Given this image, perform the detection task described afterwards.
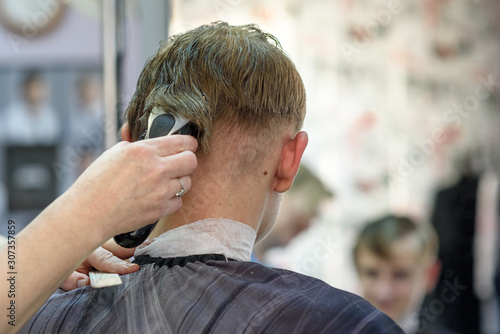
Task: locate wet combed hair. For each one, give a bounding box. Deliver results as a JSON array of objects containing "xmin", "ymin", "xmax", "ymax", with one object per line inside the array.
[
  {"xmin": 126, "ymin": 21, "xmax": 306, "ymax": 153},
  {"xmin": 353, "ymin": 215, "xmax": 439, "ymax": 267}
]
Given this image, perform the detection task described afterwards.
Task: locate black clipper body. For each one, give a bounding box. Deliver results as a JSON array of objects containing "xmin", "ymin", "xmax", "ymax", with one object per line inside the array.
[{"xmin": 114, "ymin": 109, "xmax": 196, "ymax": 248}]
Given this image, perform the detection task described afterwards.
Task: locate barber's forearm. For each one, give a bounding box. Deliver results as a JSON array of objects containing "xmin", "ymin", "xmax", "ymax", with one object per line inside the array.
[
  {"xmin": 0, "ymin": 136, "xmax": 198, "ymax": 332},
  {"xmin": 1, "ymin": 190, "xmax": 109, "ymax": 332}
]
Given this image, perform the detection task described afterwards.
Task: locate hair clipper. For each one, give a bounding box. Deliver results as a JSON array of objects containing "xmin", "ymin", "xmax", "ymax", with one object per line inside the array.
[{"xmin": 114, "ymin": 108, "xmax": 197, "ymax": 248}]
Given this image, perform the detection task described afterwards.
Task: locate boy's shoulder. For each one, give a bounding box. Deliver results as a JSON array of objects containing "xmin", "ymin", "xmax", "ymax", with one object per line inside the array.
[
  {"xmin": 21, "ymin": 259, "xmax": 404, "ymax": 334},
  {"xmin": 212, "ymin": 260, "xmax": 405, "ymax": 333}
]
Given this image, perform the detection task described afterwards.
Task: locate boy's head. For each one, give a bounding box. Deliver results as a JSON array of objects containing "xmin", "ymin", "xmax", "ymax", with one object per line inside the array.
[
  {"xmin": 123, "ymin": 22, "xmax": 308, "ymax": 239},
  {"xmin": 353, "ymin": 215, "xmax": 440, "ymax": 325},
  {"xmin": 125, "ymin": 21, "xmax": 305, "ymax": 154}
]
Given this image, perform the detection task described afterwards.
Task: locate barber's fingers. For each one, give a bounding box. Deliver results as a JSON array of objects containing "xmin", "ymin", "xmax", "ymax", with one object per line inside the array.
[
  {"xmin": 102, "ymin": 238, "xmax": 153, "ymax": 259},
  {"xmin": 61, "ymin": 272, "xmax": 89, "ymax": 291},
  {"xmin": 160, "ymin": 150, "xmax": 197, "ymax": 179},
  {"xmin": 168, "ymin": 175, "xmax": 191, "ymax": 197},
  {"xmin": 86, "ymin": 247, "xmax": 139, "ymax": 276},
  {"xmin": 64, "ymin": 136, "xmax": 198, "ymax": 240},
  {"xmin": 102, "ymin": 238, "xmax": 137, "ymax": 259},
  {"xmin": 61, "ymin": 247, "xmax": 139, "ymax": 292},
  {"xmin": 153, "ymin": 175, "xmax": 192, "ymax": 202},
  {"xmin": 147, "ymin": 135, "xmax": 198, "ymax": 157},
  {"xmin": 144, "ymin": 175, "xmax": 192, "ymax": 220}
]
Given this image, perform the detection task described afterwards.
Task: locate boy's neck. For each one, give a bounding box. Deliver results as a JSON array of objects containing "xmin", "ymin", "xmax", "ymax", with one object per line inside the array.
[{"xmin": 148, "ymin": 184, "xmax": 266, "ymax": 239}]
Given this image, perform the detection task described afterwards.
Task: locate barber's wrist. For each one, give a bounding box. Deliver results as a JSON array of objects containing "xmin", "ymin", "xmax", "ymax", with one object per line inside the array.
[{"xmin": 57, "ymin": 188, "xmax": 111, "ymax": 249}]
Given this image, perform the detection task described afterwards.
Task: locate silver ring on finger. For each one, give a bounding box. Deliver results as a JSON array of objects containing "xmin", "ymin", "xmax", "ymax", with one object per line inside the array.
[{"xmin": 175, "ymin": 177, "xmax": 186, "ymax": 197}]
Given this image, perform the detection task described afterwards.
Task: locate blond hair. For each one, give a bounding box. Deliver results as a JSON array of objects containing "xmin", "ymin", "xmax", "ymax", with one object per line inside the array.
[{"xmin": 126, "ymin": 22, "xmax": 306, "ymax": 153}]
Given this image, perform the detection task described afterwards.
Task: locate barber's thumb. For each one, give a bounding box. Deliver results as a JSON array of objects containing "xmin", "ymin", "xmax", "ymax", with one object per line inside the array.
[{"xmin": 61, "ymin": 272, "xmax": 90, "ymax": 291}]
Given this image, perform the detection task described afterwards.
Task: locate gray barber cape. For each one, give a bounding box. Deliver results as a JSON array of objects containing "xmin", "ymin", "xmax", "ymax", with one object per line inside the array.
[{"xmin": 21, "ymin": 254, "xmax": 403, "ymax": 334}]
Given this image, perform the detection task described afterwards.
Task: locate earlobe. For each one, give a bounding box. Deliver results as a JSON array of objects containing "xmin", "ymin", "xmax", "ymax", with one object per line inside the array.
[
  {"xmin": 121, "ymin": 123, "xmax": 132, "ymax": 142},
  {"xmin": 274, "ymin": 131, "xmax": 308, "ymax": 193}
]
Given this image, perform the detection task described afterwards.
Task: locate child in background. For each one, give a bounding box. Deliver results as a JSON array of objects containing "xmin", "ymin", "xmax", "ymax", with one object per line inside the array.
[{"xmin": 353, "ymin": 215, "xmax": 456, "ymax": 334}]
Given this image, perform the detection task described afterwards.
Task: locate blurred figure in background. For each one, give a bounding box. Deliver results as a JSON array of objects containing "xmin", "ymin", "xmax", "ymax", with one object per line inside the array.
[
  {"xmin": 353, "ymin": 215, "xmax": 456, "ymax": 334},
  {"xmin": 254, "ymin": 164, "xmax": 333, "ymax": 262},
  {"xmin": 2, "ymin": 70, "xmax": 62, "ymax": 230},
  {"xmin": 4, "ymin": 70, "xmax": 61, "ymax": 145},
  {"xmin": 65, "ymin": 73, "xmax": 104, "ymax": 176},
  {"xmin": 428, "ymin": 160, "xmax": 481, "ymax": 334}
]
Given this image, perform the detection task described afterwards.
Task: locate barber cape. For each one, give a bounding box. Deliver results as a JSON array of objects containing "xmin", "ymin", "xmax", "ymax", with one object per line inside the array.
[{"xmin": 21, "ymin": 219, "xmax": 403, "ymax": 334}]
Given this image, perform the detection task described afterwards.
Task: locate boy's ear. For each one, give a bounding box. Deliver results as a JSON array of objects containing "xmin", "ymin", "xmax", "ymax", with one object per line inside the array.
[
  {"xmin": 274, "ymin": 131, "xmax": 308, "ymax": 193},
  {"xmin": 121, "ymin": 123, "xmax": 132, "ymax": 142}
]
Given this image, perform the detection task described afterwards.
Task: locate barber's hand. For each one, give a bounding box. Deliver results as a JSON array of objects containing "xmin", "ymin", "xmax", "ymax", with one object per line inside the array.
[
  {"xmin": 67, "ymin": 135, "xmax": 198, "ymax": 241},
  {"xmin": 60, "ymin": 239, "xmax": 150, "ymax": 291}
]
